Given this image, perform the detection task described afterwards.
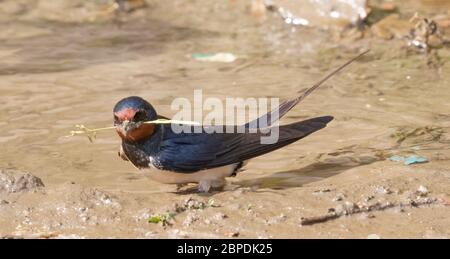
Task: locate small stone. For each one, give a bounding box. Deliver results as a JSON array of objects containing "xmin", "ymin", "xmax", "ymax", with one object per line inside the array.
[
  {"xmin": 135, "ymin": 209, "xmax": 153, "ymax": 221},
  {"xmin": 183, "ymin": 197, "xmax": 207, "ymax": 210},
  {"xmin": 212, "ymin": 213, "xmax": 227, "ymax": 221},
  {"xmin": 332, "ymin": 193, "xmax": 345, "ymax": 202},
  {"xmin": 266, "ymin": 214, "xmax": 287, "ymax": 225},
  {"xmin": 168, "ymin": 229, "xmax": 188, "ymax": 238},
  {"xmin": 207, "ymin": 199, "xmax": 219, "ymax": 208},
  {"xmin": 335, "ymin": 202, "xmax": 358, "ymax": 215},
  {"xmin": 226, "ymin": 231, "xmax": 239, "ymax": 238},
  {"xmin": 344, "ymin": 201, "xmax": 358, "ymax": 212},
  {"xmin": 334, "ymin": 204, "xmax": 345, "ymax": 214},
  {"xmin": 0, "ymin": 169, "xmax": 44, "ymax": 193},
  {"xmin": 416, "ymin": 185, "xmax": 429, "ymax": 196},
  {"xmin": 375, "ymin": 186, "xmax": 392, "ymax": 195},
  {"xmin": 183, "ymin": 212, "xmax": 199, "ymax": 226},
  {"xmin": 364, "ymin": 195, "xmax": 375, "ymax": 202}
]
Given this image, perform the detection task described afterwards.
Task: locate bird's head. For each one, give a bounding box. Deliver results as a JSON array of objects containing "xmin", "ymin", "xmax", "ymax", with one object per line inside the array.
[{"xmin": 113, "ymin": 96, "xmax": 158, "ymax": 142}]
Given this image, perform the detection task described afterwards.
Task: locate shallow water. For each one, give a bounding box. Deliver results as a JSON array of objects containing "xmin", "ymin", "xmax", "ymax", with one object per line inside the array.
[{"xmin": 0, "ymin": 0, "xmax": 449, "ymax": 238}]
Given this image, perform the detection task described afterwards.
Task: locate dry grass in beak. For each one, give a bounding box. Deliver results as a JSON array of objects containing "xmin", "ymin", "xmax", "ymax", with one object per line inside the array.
[{"xmin": 67, "ymin": 119, "xmax": 200, "ymax": 142}]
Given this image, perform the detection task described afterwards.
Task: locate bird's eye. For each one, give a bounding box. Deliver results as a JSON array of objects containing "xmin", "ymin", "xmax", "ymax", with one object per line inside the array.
[
  {"xmin": 133, "ymin": 111, "xmax": 146, "ymax": 122},
  {"xmin": 113, "ymin": 115, "xmax": 119, "ymax": 124}
]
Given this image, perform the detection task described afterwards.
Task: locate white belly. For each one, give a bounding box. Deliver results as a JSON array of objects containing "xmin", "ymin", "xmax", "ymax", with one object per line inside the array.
[{"xmin": 141, "ymin": 164, "xmax": 237, "ymax": 184}]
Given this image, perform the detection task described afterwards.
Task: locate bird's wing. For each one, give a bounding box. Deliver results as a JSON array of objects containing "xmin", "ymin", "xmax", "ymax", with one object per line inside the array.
[{"xmin": 154, "ymin": 116, "xmax": 332, "ymax": 172}]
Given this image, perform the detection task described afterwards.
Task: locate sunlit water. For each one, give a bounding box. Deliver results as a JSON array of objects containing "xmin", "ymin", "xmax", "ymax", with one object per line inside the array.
[{"xmin": 1, "ymin": 0, "xmax": 449, "ymax": 193}]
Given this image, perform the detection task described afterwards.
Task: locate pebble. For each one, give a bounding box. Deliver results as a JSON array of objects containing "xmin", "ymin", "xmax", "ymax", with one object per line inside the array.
[
  {"xmin": 212, "ymin": 212, "xmax": 227, "ymax": 221},
  {"xmin": 135, "ymin": 209, "xmax": 153, "ymax": 221},
  {"xmin": 183, "ymin": 212, "xmax": 199, "ymax": 227},
  {"xmin": 266, "ymin": 214, "xmax": 287, "ymax": 225},
  {"xmin": 375, "ymin": 186, "xmax": 392, "ymax": 195},
  {"xmin": 363, "ymin": 195, "xmax": 375, "ymax": 202},
  {"xmin": 416, "ymin": 185, "xmax": 429, "ymax": 196},
  {"xmin": 183, "ymin": 197, "xmax": 207, "ymax": 210},
  {"xmin": 0, "ymin": 169, "xmax": 44, "ymax": 193},
  {"xmin": 335, "ymin": 201, "xmax": 358, "ymax": 215},
  {"xmin": 332, "ymin": 193, "xmax": 345, "ymax": 202},
  {"xmin": 168, "ymin": 229, "xmax": 188, "ymax": 238}
]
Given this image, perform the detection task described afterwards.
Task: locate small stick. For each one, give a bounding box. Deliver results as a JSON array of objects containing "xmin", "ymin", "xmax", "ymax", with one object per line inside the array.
[
  {"xmin": 299, "ymin": 212, "xmax": 340, "ymax": 226},
  {"xmin": 300, "ymin": 198, "xmax": 437, "ymax": 226}
]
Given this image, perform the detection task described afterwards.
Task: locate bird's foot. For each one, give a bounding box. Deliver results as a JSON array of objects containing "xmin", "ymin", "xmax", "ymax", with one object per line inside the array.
[
  {"xmin": 198, "ymin": 179, "xmax": 226, "ymax": 193},
  {"xmin": 198, "ymin": 181, "xmax": 211, "ymax": 193}
]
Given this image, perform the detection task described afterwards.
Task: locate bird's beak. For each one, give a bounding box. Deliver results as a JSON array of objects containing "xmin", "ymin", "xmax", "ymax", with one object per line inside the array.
[{"xmin": 116, "ymin": 119, "xmax": 141, "ymax": 136}]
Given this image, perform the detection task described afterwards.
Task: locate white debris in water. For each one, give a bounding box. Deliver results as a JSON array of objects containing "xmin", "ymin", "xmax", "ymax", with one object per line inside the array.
[
  {"xmin": 192, "ymin": 53, "xmax": 237, "ymax": 63},
  {"xmin": 269, "ymin": 0, "xmax": 368, "ymax": 27}
]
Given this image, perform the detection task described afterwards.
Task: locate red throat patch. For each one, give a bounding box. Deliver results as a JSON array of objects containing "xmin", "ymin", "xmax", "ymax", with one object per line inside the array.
[{"xmin": 116, "ymin": 123, "xmax": 155, "ymax": 142}]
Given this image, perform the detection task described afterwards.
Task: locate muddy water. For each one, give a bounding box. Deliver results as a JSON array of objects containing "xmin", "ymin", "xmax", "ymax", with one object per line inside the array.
[{"xmin": 0, "ymin": 0, "xmax": 449, "ymax": 238}]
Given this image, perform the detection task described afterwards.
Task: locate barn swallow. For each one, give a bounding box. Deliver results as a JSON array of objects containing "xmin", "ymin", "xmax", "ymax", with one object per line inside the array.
[{"xmin": 113, "ymin": 51, "xmax": 368, "ymax": 192}]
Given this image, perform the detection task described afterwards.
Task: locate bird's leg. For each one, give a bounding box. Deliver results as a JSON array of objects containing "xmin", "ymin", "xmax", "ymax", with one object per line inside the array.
[{"xmin": 198, "ymin": 179, "xmax": 226, "ymax": 193}]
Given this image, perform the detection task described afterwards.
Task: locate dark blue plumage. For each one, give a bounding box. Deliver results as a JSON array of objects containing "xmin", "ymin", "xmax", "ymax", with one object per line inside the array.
[
  {"xmin": 119, "ymin": 108, "xmax": 332, "ymax": 172},
  {"xmin": 155, "ymin": 118, "xmax": 332, "ymax": 172}
]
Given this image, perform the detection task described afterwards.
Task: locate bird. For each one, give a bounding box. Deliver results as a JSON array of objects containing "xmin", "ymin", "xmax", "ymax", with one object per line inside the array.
[{"xmin": 113, "ymin": 51, "xmax": 368, "ymax": 192}]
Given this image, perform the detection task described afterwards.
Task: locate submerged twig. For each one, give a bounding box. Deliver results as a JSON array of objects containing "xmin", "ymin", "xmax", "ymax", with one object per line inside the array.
[{"xmin": 300, "ymin": 198, "xmax": 437, "ymax": 226}]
